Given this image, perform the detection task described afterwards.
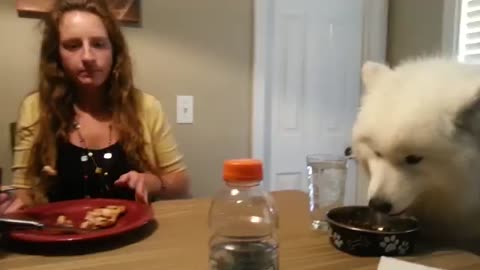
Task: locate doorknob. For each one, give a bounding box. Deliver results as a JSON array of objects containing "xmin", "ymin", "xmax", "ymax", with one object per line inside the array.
[
  {"xmin": 344, "ymin": 146, "xmax": 356, "ymax": 160},
  {"xmin": 344, "ymin": 146, "xmax": 352, "ymax": 157}
]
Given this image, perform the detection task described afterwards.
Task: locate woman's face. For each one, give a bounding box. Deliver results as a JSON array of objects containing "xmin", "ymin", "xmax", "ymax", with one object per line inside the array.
[{"xmin": 58, "ymin": 11, "xmax": 113, "ymax": 92}]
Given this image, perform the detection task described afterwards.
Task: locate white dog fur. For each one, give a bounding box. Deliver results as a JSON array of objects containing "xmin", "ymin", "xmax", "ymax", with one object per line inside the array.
[{"xmin": 352, "ymin": 58, "xmax": 480, "ymax": 241}]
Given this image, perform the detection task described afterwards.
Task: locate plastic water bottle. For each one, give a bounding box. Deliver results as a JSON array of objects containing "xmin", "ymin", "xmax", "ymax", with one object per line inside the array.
[{"xmin": 208, "ymin": 159, "xmax": 279, "ymax": 270}]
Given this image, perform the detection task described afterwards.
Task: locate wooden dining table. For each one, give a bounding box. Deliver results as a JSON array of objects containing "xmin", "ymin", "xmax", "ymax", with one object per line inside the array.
[{"xmin": 0, "ymin": 190, "xmax": 479, "ymax": 270}]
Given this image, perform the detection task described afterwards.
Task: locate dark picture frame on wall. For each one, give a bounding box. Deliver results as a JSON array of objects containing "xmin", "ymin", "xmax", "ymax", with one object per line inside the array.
[{"xmin": 16, "ymin": 0, "xmax": 141, "ymax": 24}]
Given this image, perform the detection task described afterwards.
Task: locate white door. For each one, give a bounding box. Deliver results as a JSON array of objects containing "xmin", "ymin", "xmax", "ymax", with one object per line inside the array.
[{"xmin": 252, "ymin": 0, "xmax": 387, "ymax": 204}]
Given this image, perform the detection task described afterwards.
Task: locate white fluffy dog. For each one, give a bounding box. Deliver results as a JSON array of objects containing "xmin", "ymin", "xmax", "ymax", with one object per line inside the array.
[{"xmin": 352, "ymin": 58, "xmax": 480, "ymax": 241}]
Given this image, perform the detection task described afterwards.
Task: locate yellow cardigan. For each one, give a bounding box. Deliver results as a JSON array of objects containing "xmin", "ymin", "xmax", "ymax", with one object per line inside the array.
[{"xmin": 11, "ymin": 91, "xmax": 186, "ymax": 191}]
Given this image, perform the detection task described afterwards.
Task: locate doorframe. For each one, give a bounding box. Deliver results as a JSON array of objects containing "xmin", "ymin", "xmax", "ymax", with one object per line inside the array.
[
  {"xmin": 251, "ymin": 0, "xmax": 274, "ymax": 163},
  {"xmin": 441, "ymin": 0, "xmax": 461, "ymax": 57},
  {"xmin": 251, "ymin": 0, "xmax": 389, "ymax": 199}
]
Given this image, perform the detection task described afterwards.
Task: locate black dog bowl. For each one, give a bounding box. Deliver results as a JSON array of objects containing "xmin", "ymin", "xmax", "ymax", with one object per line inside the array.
[{"xmin": 325, "ymin": 206, "xmax": 419, "ymax": 256}]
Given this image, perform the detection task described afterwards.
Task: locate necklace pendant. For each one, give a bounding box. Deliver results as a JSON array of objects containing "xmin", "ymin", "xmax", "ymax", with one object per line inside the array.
[
  {"xmin": 104, "ymin": 152, "xmax": 112, "ymax": 159},
  {"xmin": 80, "ymin": 155, "xmax": 88, "ymax": 162},
  {"xmin": 95, "ymin": 167, "xmax": 103, "ymax": 174}
]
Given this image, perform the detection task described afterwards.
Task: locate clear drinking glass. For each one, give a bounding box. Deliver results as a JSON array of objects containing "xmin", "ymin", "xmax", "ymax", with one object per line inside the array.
[{"xmin": 307, "ymin": 154, "xmax": 346, "ymax": 230}]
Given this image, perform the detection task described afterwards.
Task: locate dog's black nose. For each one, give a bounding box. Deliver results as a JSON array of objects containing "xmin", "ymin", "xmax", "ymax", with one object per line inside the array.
[{"xmin": 368, "ymin": 198, "xmax": 392, "ymax": 214}]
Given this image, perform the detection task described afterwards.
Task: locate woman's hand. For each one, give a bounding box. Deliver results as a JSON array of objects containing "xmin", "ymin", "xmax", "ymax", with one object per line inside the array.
[
  {"xmin": 114, "ymin": 171, "xmax": 159, "ymax": 204},
  {"xmin": 114, "ymin": 170, "xmax": 190, "ymax": 202},
  {"xmin": 0, "ymin": 192, "xmax": 27, "ymax": 214},
  {"xmin": 0, "ymin": 193, "xmax": 10, "ymax": 214}
]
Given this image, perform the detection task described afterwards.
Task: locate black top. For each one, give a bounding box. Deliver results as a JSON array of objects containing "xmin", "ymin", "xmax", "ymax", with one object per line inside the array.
[{"xmin": 47, "ymin": 141, "xmax": 136, "ymax": 202}]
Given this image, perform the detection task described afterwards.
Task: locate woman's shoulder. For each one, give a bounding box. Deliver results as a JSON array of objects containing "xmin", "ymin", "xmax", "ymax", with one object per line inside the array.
[
  {"xmin": 21, "ymin": 92, "xmax": 40, "ymax": 107},
  {"xmin": 136, "ymin": 90, "xmax": 165, "ymax": 114},
  {"xmin": 18, "ymin": 92, "xmax": 40, "ymax": 115},
  {"xmin": 17, "ymin": 91, "xmax": 40, "ymax": 126}
]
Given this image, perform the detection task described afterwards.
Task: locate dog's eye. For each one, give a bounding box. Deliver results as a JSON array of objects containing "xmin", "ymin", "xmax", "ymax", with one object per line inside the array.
[{"xmin": 405, "ymin": 155, "xmax": 423, "ymax": 165}]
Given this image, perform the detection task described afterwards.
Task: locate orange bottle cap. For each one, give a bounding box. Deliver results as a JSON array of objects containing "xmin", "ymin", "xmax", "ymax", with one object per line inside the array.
[{"xmin": 223, "ymin": 159, "xmax": 263, "ymax": 182}]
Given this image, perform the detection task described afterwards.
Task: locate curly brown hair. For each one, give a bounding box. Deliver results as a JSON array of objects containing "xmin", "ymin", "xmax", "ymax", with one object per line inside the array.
[{"xmin": 26, "ymin": 0, "xmax": 152, "ymax": 197}]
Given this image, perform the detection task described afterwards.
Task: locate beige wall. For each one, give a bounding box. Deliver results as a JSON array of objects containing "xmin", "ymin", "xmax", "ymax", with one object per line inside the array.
[
  {"xmin": 0, "ymin": 0, "xmax": 253, "ymax": 197},
  {"xmin": 387, "ymin": 0, "xmax": 444, "ymax": 66},
  {"xmin": 0, "ymin": 1, "xmax": 41, "ymax": 185}
]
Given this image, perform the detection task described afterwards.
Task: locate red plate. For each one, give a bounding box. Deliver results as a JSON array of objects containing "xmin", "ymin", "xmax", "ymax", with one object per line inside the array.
[{"xmin": 7, "ymin": 198, "xmax": 154, "ymax": 243}]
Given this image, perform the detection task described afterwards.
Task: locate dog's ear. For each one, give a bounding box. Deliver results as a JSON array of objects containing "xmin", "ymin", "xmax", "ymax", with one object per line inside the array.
[
  {"xmin": 455, "ymin": 93, "xmax": 480, "ymax": 135},
  {"xmin": 362, "ymin": 61, "xmax": 391, "ymax": 91}
]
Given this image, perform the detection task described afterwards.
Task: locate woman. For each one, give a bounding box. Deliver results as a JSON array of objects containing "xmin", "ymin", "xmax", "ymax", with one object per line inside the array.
[
  {"xmin": 3, "ymin": 0, "xmax": 189, "ymax": 213},
  {"xmin": 0, "ymin": 193, "xmax": 11, "ymax": 214}
]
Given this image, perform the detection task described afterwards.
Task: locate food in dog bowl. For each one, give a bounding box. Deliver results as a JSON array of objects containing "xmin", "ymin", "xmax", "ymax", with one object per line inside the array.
[{"xmin": 344, "ymin": 219, "xmax": 392, "ymax": 232}]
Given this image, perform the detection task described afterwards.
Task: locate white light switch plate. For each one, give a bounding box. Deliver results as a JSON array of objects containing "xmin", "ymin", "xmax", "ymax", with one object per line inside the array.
[{"xmin": 176, "ymin": 95, "xmax": 194, "ymax": 124}]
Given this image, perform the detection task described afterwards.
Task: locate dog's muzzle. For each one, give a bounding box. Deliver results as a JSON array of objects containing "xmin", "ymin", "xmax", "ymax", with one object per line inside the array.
[{"xmin": 368, "ymin": 197, "xmax": 392, "ymax": 214}]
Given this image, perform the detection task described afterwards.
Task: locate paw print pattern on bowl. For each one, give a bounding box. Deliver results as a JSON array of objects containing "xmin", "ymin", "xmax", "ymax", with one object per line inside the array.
[
  {"xmin": 398, "ymin": 241, "xmax": 410, "ymax": 255},
  {"xmin": 332, "ymin": 232, "xmax": 344, "ymax": 248},
  {"xmin": 325, "ymin": 206, "xmax": 419, "ymax": 256},
  {"xmin": 380, "ymin": 235, "xmax": 400, "ymax": 253}
]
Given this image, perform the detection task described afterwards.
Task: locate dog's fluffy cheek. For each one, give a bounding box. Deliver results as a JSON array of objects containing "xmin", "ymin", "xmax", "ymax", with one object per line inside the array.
[
  {"xmin": 367, "ymin": 160, "xmax": 423, "ymax": 213},
  {"xmin": 366, "ymin": 159, "xmax": 388, "ymax": 200},
  {"xmin": 387, "ymin": 181, "xmax": 423, "ymax": 214}
]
